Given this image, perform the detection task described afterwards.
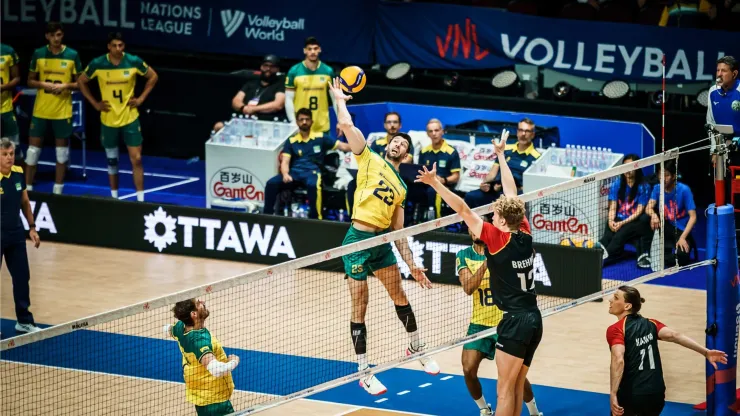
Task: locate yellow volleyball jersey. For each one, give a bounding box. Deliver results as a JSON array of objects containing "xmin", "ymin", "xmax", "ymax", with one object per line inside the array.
[
  {"xmin": 285, "ymin": 61, "xmax": 335, "ymax": 133},
  {"xmin": 83, "ymin": 53, "xmax": 149, "ymax": 127},
  {"xmin": 352, "ymin": 146, "xmax": 407, "ymax": 230},
  {"xmin": 29, "ymin": 45, "xmax": 82, "ymax": 119},
  {"xmin": 455, "ymin": 246, "xmax": 503, "ymax": 327},
  {"xmin": 170, "ymin": 321, "xmax": 234, "ymax": 406},
  {"xmin": 1, "ymin": 44, "xmax": 19, "ymax": 114}
]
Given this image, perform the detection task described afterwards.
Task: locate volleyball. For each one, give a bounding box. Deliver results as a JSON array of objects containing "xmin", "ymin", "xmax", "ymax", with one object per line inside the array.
[
  {"xmin": 339, "ymin": 66, "xmax": 366, "ymax": 93},
  {"xmin": 560, "ymin": 237, "xmax": 596, "ymax": 249}
]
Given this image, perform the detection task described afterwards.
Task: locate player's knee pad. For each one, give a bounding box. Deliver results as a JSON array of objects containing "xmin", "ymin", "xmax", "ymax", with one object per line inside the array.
[
  {"xmin": 105, "ymin": 147, "xmax": 119, "ymax": 175},
  {"xmin": 25, "ymin": 146, "xmax": 41, "ymax": 166},
  {"xmin": 55, "ymin": 146, "xmax": 70, "ymax": 165}
]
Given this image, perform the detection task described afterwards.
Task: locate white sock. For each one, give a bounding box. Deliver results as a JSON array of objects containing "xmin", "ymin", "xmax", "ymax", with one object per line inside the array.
[
  {"xmin": 474, "ymin": 396, "xmax": 488, "ymax": 410},
  {"xmin": 26, "ymin": 184, "xmax": 33, "ymax": 191},
  {"xmin": 408, "ymin": 330, "xmax": 421, "ymax": 351},
  {"xmin": 136, "ymin": 191, "xmax": 145, "ymax": 202},
  {"xmin": 111, "ymin": 190, "xmax": 119, "ymax": 198},
  {"xmin": 357, "ymin": 354, "xmax": 368, "ymax": 371},
  {"xmin": 53, "ymin": 183, "xmax": 64, "ymax": 194},
  {"xmin": 526, "ymin": 398, "xmax": 540, "ymax": 415}
]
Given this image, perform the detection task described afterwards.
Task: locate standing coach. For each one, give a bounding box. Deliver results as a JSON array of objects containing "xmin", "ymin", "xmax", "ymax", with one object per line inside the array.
[{"xmin": 0, "ymin": 138, "xmax": 41, "ymax": 334}]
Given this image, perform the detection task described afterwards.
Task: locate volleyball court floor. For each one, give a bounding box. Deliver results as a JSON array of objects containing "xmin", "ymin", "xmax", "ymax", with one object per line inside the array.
[{"xmin": 1, "ymin": 239, "xmax": 711, "ymax": 416}]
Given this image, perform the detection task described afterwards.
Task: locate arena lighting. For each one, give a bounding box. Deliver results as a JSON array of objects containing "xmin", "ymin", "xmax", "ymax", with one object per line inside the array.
[
  {"xmin": 601, "ymin": 79, "xmax": 631, "ymax": 99},
  {"xmin": 649, "ymin": 90, "xmax": 664, "ymax": 107},
  {"xmin": 696, "ymin": 88, "xmax": 709, "ymax": 108},
  {"xmin": 385, "ymin": 62, "xmax": 411, "ymax": 80},
  {"xmin": 443, "ymin": 72, "xmax": 460, "ymax": 89},
  {"xmin": 491, "ymin": 70, "xmax": 518, "ymax": 89},
  {"xmin": 552, "ymin": 81, "xmax": 572, "ymax": 99}
]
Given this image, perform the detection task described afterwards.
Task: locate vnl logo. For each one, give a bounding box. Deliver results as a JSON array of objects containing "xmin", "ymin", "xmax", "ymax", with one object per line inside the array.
[{"xmin": 221, "ymin": 10, "xmax": 246, "ymax": 38}]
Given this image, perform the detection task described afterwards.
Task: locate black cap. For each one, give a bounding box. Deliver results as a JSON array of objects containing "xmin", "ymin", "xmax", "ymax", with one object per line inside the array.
[{"xmin": 263, "ymin": 55, "xmax": 280, "ymax": 66}]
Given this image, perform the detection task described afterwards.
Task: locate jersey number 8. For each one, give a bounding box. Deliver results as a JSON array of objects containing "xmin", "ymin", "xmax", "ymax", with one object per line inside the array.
[
  {"xmin": 309, "ymin": 96, "xmax": 318, "ymax": 110},
  {"xmin": 517, "ymin": 269, "xmax": 535, "ymax": 292},
  {"xmin": 372, "ymin": 180, "xmax": 395, "ymax": 206}
]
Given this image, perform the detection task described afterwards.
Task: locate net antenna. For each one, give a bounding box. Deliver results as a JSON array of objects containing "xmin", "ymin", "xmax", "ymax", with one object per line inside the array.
[{"xmin": 2, "ymin": 150, "xmax": 688, "ymax": 416}]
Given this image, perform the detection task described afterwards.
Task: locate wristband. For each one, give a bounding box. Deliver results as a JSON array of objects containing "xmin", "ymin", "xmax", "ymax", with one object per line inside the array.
[{"xmin": 28, "ymin": 224, "xmax": 36, "ymax": 230}]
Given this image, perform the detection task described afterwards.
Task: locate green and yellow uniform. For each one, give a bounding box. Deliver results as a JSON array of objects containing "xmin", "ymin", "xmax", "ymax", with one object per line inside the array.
[
  {"xmin": 285, "ymin": 62, "xmax": 335, "ymax": 133},
  {"xmin": 28, "ymin": 45, "xmax": 81, "ymax": 139},
  {"xmin": 342, "ymin": 146, "xmax": 407, "ymax": 280},
  {"xmin": 0, "ymin": 44, "xmax": 20, "ymax": 137},
  {"xmin": 456, "ymin": 246, "xmax": 503, "ymax": 360},
  {"xmin": 83, "ymin": 53, "xmax": 149, "ymax": 148},
  {"xmin": 169, "ymin": 321, "xmax": 235, "ymax": 416}
]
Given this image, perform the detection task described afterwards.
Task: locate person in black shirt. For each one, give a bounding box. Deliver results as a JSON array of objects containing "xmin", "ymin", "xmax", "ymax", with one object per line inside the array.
[
  {"xmin": 417, "ymin": 129, "xmax": 542, "ymax": 416},
  {"xmin": 0, "ymin": 138, "xmax": 41, "ymax": 334},
  {"xmin": 213, "ymin": 55, "xmax": 286, "ymax": 131},
  {"xmin": 606, "ymin": 285, "xmax": 726, "ymax": 416}
]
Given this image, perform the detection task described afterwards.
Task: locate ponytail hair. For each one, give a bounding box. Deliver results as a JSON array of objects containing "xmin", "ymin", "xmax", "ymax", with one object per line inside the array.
[{"xmin": 618, "ymin": 285, "xmax": 645, "ymax": 314}]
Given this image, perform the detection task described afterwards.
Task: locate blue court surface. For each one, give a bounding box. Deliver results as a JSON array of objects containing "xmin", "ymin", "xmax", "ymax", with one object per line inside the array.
[
  {"xmin": 10, "ymin": 147, "xmax": 712, "ymax": 415},
  {"xmin": 0, "ymin": 318, "xmax": 699, "ymax": 416}
]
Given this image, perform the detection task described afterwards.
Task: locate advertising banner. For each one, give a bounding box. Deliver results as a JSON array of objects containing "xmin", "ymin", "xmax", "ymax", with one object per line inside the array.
[
  {"xmin": 2, "ymin": 0, "xmax": 375, "ymax": 64},
  {"xmin": 23, "ymin": 193, "xmax": 602, "ymax": 298},
  {"xmin": 375, "ymin": 2, "xmax": 736, "ymax": 83}
]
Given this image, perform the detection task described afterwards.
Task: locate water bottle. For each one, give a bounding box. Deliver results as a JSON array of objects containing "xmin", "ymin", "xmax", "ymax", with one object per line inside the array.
[
  {"xmin": 427, "ymin": 207, "xmax": 436, "ymax": 221},
  {"xmin": 283, "ymin": 207, "xmax": 289, "ymax": 217},
  {"xmin": 291, "ymin": 202, "xmax": 300, "ymax": 217},
  {"xmin": 245, "ymin": 115, "xmax": 254, "ymax": 138},
  {"xmin": 273, "ymin": 117, "xmax": 281, "ymax": 140},
  {"xmin": 260, "ymin": 118, "xmax": 270, "ymax": 139},
  {"xmin": 549, "ymin": 144, "xmax": 558, "ymax": 166},
  {"xmin": 338, "ymin": 209, "xmax": 346, "ymax": 222}
]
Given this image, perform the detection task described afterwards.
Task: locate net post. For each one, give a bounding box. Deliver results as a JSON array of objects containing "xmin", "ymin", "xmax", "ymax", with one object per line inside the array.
[
  {"xmin": 704, "ymin": 204, "xmax": 739, "ymax": 415},
  {"xmin": 714, "ymin": 131, "xmax": 727, "ymax": 206}
]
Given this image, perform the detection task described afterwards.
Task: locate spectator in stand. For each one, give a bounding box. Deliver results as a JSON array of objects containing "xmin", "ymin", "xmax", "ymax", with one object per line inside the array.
[
  {"xmin": 347, "ymin": 111, "xmax": 411, "ymax": 216},
  {"xmin": 659, "ymin": 0, "xmax": 714, "ymax": 27},
  {"xmin": 213, "ymin": 55, "xmax": 285, "ymax": 132},
  {"xmin": 263, "ymin": 108, "xmax": 350, "ymax": 219},
  {"xmin": 599, "ymin": 154, "xmax": 653, "ymax": 267},
  {"xmin": 414, "ymin": 119, "xmax": 461, "ymax": 219},
  {"xmin": 644, "ymin": 160, "xmax": 697, "ymax": 267},
  {"xmin": 464, "ymin": 118, "xmax": 540, "ymax": 208}
]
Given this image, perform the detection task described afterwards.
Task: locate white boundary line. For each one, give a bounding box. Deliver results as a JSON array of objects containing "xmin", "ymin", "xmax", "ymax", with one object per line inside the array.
[
  {"xmin": 118, "ymin": 177, "xmax": 200, "ymax": 200},
  {"xmin": 37, "ymin": 160, "xmax": 198, "ymax": 180},
  {"xmin": 0, "ymin": 361, "xmax": 432, "ymax": 416},
  {"xmin": 234, "ymin": 259, "xmax": 713, "ymax": 415},
  {"xmin": 0, "ymin": 149, "xmax": 678, "ymax": 352}
]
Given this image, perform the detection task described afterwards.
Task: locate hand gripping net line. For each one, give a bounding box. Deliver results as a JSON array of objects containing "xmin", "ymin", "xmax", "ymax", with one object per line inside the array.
[{"xmin": 0, "ymin": 149, "xmax": 697, "ymax": 416}]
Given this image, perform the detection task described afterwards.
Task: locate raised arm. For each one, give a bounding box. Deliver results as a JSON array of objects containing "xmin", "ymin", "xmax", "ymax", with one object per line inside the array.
[
  {"xmin": 416, "ymin": 164, "xmax": 484, "ymax": 237},
  {"xmin": 458, "ymin": 260, "xmax": 487, "ymax": 296},
  {"xmin": 658, "ymin": 326, "xmax": 727, "ymax": 369},
  {"xmin": 492, "ymin": 131, "xmax": 517, "ymax": 197},
  {"xmin": 328, "ymin": 78, "xmax": 366, "ymax": 155}
]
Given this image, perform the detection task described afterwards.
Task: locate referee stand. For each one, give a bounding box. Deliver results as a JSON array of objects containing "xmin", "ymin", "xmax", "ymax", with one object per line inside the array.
[{"xmin": 701, "ymin": 127, "xmax": 740, "ymax": 415}]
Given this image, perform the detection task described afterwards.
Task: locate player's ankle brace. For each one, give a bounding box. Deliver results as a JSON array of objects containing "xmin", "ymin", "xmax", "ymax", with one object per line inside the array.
[
  {"xmin": 395, "ymin": 304, "xmax": 418, "ymax": 333},
  {"xmin": 350, "ymin": 322, "xmax": 367, "ymax": 355}
]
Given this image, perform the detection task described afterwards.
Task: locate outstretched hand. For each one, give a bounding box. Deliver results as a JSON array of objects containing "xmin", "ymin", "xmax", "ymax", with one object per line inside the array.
[
  {"xmin": 328, "ymin": 77, "xmax": 352, "ymax": 102},
  {"xmin": 410, "ymin": 266, "xmax": 432, "ymax": 289},
  {"xmin": 492, "ymin": 129, "xmax": 509, "ymax": 154},
  {"xmin": 706, "ymin": 349, "xmax": 728, "ymax": 369},
  {"xmin": 415, "ymin": 163, "xmax": 439, "ymax": 185}
]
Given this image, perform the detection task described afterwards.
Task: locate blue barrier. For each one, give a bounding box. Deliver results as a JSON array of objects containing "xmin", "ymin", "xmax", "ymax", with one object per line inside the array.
[
  {"xmin": 347, "ymin": 102, "xmax": 654, "ymax": 160},
  {"xmin": 705, "ymin": 204, "xmax": 740, "ymax": 416}
]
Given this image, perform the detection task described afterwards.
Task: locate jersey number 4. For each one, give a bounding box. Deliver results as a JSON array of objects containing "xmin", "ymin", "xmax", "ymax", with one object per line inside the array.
[
  {"xmin": 517, "ymin": 269, "xmax": 535, "ymax": 291},
  {"xmin": 372, "ymin": 180, "xmax": 395, "ymax": 206},
  {"xmin": 112, "ymin": 89, "xmax": 124, "ymax": 103}
]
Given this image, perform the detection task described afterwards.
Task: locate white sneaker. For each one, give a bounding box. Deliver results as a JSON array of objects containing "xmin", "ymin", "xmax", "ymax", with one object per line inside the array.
[
  {"xmin": 359, "ymin": 374, "xmax": 387, "ymax": 396},
  {"xmin": 15, "ymin": 323, "xmax": 41, "ymax": 333},
  {"xmin": 406, "ymin": 344, "xmax": 440, "ymax": 375},
  {"xmin": 480, "ymin": 405, "xmax": 493, "ymax": 415}
]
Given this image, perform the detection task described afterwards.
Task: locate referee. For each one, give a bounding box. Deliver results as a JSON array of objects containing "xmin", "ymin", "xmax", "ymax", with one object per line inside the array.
[
  {"xmin": 0, "ymin": 138, "xmax": 41, "ymax": 334},
  {"xmin": 707, "ymin": 56, "xmax": 740, "ymax": 208},
  {"xmin": 606, "ymin": 286, "xmax": 726, "ymax": 416}
]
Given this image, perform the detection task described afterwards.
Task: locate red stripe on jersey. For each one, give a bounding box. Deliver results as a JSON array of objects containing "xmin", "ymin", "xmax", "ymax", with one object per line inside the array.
[
  {"xmin": 606, "ymin": 316, "xmax": 627, "ymax": 347},
  {"xmin": 649, "ymin": 319, "xmax": 666, "ymax": 333},
  {"xmin": 480, "ymin": 218, "xmax": 531, "ymax": 255}
]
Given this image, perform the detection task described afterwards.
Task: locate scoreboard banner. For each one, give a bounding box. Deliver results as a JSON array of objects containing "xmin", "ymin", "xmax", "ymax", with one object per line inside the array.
[{"xmin": 2, "ymin": 0, "xmax": 375, "ymax": 64}]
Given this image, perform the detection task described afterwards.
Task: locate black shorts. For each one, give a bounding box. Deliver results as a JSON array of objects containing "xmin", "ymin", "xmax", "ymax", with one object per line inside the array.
[
  {"xmin": 495, "ymin": 310, "xmax": 543, "ymax": 367},
  {"xmin": 617, "ymin": 392, "xmax": 665, "ymax": 416}
]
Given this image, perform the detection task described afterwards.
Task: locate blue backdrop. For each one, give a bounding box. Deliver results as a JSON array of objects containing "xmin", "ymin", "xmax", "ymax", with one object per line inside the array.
[
  {"xmin": 347, "ymin": 102, "xmax": 654, "ymax": 160},
  {"xmin": 1, "ymin": 0, "xmax": 376, "ymax": 64},
  {"xmin": 374, "ymin": 2, "xmax": 735, "ymax": 84}
]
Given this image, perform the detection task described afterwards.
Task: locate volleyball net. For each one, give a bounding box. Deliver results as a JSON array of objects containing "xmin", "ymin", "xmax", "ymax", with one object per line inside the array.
[{"xmin": 1, "ymin": 149, "xmax": 700, "ymax": 416}]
